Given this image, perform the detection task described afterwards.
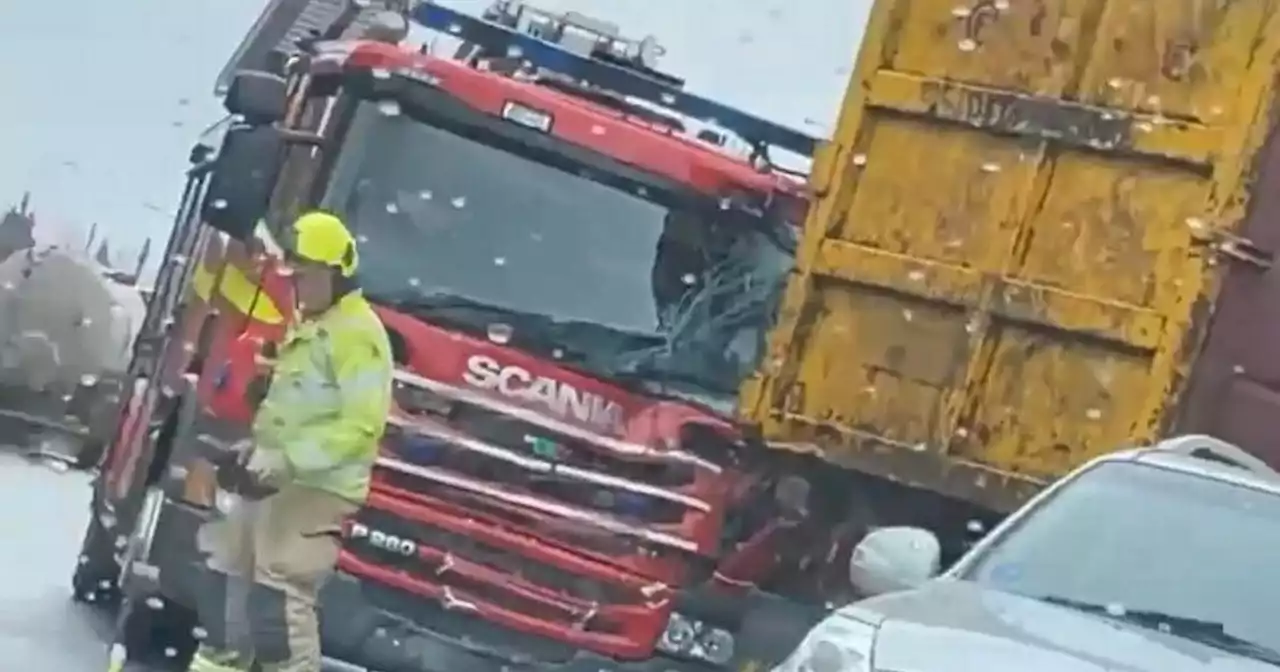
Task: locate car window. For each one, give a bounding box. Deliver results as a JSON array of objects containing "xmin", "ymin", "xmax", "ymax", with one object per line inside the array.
[{"xmin": 959, "ymin": 461, "xmax": 1280, "ymax": 652}]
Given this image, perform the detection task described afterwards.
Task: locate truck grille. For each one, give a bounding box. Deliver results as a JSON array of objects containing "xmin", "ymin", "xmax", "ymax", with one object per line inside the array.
[
  {"xmin": 391, "ymin": 421, "xmax": 692, "ymax": 521},
  {"xmin": 384, "ymin": 400, "xmax": 723, "ymax": 558},
  {"xmin": 367, "ymin": 377, "xmax": 726, "ymax": 657},
  {"xmin": 373, "ymin": 463, "xmax": 692, "ymax": 585},
  {"xmin": 343, "ymin": 493, "xmax": 671, "ymax": 659},
  {"xmin": 449, "ymin": 403, "xmax": 707, "ymax": 488}
]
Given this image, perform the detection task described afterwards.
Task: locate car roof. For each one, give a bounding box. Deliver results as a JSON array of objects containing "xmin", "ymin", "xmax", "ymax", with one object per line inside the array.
[{"xmin": 1089, "ymin": 434, "xmax": 1280, "ymax": 496}]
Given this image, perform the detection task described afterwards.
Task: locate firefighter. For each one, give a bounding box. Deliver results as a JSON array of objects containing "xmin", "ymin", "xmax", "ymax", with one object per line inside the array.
[{"xmin": 188, "ymin": 211, "xmax": 394, "ymax": 672}]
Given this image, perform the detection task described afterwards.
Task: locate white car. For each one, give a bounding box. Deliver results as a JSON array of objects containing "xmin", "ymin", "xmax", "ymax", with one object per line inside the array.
[{"xmin": 776, "ymin": 435, "xmax": 1280, "ymax": 671}]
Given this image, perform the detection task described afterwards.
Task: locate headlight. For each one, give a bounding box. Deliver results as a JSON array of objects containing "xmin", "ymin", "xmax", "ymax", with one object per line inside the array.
[
  {"xmin": 657, "ymin": 612, "xmax": 735, "ymax": 666},
  {"xmin": 772, "ymin": 613, "xmax": 877, "ymax": 672}
]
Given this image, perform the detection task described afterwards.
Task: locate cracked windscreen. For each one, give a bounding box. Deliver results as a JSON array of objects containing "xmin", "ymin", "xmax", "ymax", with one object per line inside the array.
[
  {"xmin": 320, "ymin": 100, "xmax": 794, "ymax": 410},
  {"xmin": 958, "ymin": 461, "xmax": 1280, "ymax": 661}
]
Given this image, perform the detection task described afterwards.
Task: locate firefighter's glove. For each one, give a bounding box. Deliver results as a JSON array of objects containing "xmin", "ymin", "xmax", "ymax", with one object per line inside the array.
[{"xmin": 244, "ymin": 447, "xmax": 290, "ymax": 488}]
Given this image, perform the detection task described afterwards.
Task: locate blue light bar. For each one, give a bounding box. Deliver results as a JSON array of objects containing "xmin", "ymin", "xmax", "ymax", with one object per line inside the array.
[{"xmin": 410, "ymin": 3, "xmax": 819, "ymax": 158}]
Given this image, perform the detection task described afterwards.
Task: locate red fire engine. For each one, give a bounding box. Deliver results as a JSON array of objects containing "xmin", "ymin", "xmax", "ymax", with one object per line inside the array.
[{"xmin": 73, "ymin": 2, "xmax": 840, "ymax": 670}]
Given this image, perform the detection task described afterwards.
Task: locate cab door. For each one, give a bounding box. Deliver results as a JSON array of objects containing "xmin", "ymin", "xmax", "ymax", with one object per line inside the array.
[{"xmin": 741, "ymin": 0, "xmax": 1280, "ymax": 512}]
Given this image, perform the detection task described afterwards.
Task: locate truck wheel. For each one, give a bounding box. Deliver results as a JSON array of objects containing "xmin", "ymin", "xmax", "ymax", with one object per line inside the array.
[
  {"xmin": 115, "ymin": 487, "xmax": 199, "ymax": 669},
  {"xmin": 71, "ymin": 498, "xmax": 123, "ymax": 606},
  {"xmin": 117, "ymin": 592, "xmax": 199, "ymax": 670}
]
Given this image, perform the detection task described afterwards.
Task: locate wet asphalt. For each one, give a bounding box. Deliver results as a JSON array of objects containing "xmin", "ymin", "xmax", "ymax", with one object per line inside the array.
[
  {"xmin": 0, "ymin": 449, "xmax": 373, "ymax": 672},
  {"xmin": 0, "ymin": 450, "xmax": 119, "ymax": 670}
]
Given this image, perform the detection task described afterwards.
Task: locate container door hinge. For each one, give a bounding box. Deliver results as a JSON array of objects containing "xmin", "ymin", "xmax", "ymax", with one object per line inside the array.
[{"xmin": 1193, "ymin": 231, "xmax": 1274, "ymax": 270}]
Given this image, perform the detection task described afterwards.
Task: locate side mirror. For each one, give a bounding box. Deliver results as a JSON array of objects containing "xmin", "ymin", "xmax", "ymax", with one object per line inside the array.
[
  {"xmin": 201, "ymin": 124, "xmax": 285, "ymax": 239},
  {"xmin": 849, "ymin": 527, "xmax": 941, "ymax": 598},
  {"xmin": 224, "ymin": 71, "xmax": 288, "ymax": 124},
  {"xmin": 189, "ymin": 143, "xmax": 215, "ymax": 166}
]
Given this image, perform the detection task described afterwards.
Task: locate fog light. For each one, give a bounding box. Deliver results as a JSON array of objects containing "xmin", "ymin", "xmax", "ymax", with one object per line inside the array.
[
  {"xmin": 659, "ymin": 613, "xmax": 697, "ymax": 651},
  {"xmin": 657, "ymin": 612, "xmax": 736, "ymax": 666},
  {"xmin": 694, "ymin": 628, "xmax": 735, "ymax": 665}
]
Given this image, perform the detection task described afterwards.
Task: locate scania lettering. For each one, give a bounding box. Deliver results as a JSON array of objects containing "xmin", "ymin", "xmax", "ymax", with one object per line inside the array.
[{"xmin": 463, "ymin": 354, "xmax": 623, "ymax": 432}]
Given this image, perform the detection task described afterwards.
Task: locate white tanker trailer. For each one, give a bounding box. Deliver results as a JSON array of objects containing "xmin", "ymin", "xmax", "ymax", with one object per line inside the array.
[{"xmin": 0, "ymin": 245, "xmax": 147, "ymax": 466}]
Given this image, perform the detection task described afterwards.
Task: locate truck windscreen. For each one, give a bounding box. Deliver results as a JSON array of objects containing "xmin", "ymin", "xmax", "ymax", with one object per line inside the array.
[{"xmin": 322, "ymin": 99, "xmax": 794, "ymax": 410}]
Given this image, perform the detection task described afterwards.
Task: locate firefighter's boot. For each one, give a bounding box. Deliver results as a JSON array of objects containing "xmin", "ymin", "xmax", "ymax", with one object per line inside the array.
[
  {"xmin": 188, "ymin": 646, "xmax": 252, "ymax": 672},
  {"xmin": 189, "ymin": 499, "xmax": 259, "ymax": 671}
]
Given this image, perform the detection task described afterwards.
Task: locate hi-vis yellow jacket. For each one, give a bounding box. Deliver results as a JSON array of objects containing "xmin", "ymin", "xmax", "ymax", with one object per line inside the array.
[{"xmin": 252, "ymin": 290, "xmax": 393, "ymax": 502}]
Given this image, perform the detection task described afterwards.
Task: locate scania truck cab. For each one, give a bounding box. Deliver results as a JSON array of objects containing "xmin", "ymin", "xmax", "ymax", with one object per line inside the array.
[{"xmin": 71, "ymin": 2, "xmax": 833, "ymax": 670}]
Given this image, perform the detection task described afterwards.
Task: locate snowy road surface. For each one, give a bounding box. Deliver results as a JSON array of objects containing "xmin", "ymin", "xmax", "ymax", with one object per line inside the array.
[{"xmin": 0, "ymin": 450, "xmax": 373, "ymax": 671}]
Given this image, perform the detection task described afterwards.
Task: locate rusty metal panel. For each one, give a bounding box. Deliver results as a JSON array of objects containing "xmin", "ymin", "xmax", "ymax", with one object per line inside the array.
[{"xmin": 741, "ymin": 0, "xmax": 1280, "ymax": 512}]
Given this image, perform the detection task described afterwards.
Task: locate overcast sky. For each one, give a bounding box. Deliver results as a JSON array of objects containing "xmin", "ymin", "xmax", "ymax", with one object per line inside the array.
[{"xmin": 0, "ymin": 0, "xmax": 871, "ymax": 266}]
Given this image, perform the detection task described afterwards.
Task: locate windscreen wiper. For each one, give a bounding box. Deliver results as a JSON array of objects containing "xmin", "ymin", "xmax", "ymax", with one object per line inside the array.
[
  {"xmin": 385, "ymin": 292, "xmax": 545, "ymax": 324},
  {"xmin": 383, "ymin": 292, "xmax": 594, "ymax": 362},
  {"xmin": 599, "ymin": 363, "xmax": 740, "ymax": 419},
  {"xmin": 606, "ymin": 361, "xmax": 733, "ymax": 396},
  {"xmin": 547, "ymin": 318, "xmax": 666, "ymax": 350},
  {"xmin": 1039, "ymin": 596, "xmax": 1280, "ymax": 664},
  {"xmin": 1175, "ymin": 628, "xmax": 1280, "ymax": 665}
]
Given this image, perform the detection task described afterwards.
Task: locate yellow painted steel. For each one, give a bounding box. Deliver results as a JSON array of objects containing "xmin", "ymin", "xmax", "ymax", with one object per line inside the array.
[{"xmin": 740, "ymin": 0, "xmax": 1280, "ymax": 511}]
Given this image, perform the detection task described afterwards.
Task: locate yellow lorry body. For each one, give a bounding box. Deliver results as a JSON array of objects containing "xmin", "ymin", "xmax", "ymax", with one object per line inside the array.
[{"xmin": 741, "ymin": 0, "xmax": 1280, "ymax": 512}]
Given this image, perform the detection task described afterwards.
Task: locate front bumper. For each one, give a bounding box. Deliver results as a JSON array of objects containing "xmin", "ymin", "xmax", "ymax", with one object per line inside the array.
[
  {"xmin": 320, "ymin": 574, "xmax": 725, "ymax": 672},
  {"xmin": 152, "ymin": 502, "xmax": 731, "ymax": 672}
]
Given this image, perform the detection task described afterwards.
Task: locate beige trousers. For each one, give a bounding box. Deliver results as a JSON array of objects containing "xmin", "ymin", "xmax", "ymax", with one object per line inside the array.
[{"xmin": 187, "ymin": 486, "xmax": 358, "ymax": 672}]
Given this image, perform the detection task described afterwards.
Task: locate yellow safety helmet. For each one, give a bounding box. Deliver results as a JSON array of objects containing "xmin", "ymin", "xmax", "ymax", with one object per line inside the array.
[{"xmin": 289, "ymin": 211, "xmax": 359, "ymax": 278}]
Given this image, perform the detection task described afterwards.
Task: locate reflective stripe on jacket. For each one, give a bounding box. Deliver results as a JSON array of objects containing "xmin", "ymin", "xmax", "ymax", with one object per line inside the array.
[{"xmin": 251, "ymin": 290, "xmax": 393, "ymax": 502}]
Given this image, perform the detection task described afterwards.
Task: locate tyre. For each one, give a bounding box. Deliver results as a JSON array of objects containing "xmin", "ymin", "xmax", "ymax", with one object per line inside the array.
[
  {"xmin": 114, "ymin": 487, "xmax": 200, "ymax": 669},
  {"xmin": 117, "ymin": 592, "xmax": 200, "ymax": 670}
]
